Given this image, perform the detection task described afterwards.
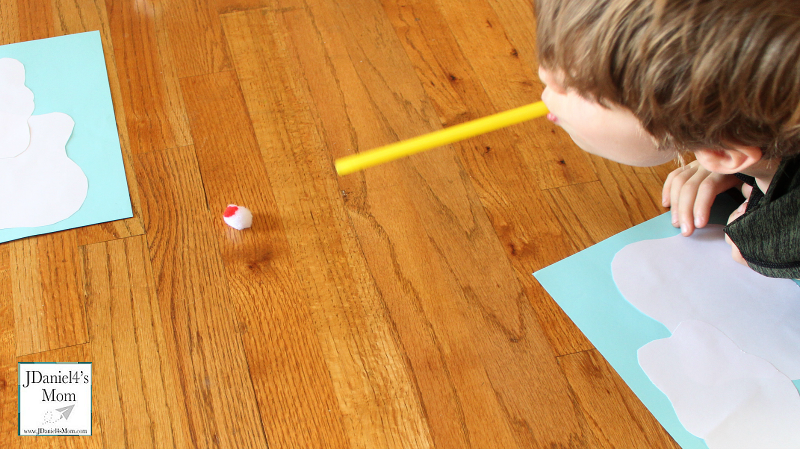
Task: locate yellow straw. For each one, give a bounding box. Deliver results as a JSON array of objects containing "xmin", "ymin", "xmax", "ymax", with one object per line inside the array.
[{"xmin": 335, "ymin": 101, "xmax": 549, "ymax": 176}]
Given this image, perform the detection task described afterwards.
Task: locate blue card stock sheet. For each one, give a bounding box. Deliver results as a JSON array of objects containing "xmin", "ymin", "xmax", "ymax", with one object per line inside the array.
[
  {"xmin": 0, "ymin": 31, "xmax": 132, "ymax": 243},
  {"xmin": 535, "ymin": 213, "xmax": 800, "ymax": 448}
]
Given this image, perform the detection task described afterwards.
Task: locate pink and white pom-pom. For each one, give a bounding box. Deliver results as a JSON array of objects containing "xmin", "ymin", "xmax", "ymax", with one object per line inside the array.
[{"xmin": 223, "ymin": 204, "xmax": 253, "ymax": 230}]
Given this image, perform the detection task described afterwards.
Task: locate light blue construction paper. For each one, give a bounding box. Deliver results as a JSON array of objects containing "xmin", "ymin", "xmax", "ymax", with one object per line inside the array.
[
  {"xmin": 0, "ymin": 31, "xmax": 131, "ymax": 243},
  {"xmin": 536, "ymin": 214, "xmax": 707, "ymax": 449},
  {"xmin": 535, "ymin": 213, "xmax": 800, "ymax": 449}
]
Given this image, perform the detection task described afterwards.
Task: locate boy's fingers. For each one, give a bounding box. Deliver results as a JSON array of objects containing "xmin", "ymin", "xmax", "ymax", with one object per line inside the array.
[
  {"xmin": 677, "ymin": 168, "xmax": 716, "ymax": 235},
  {"xmin": 669, "ymin": 167, "xmax": 696, "ymax": 227},
  {"xmin": 741, "ymin": 183, "xmax": 753, "ymax": 200},
  {"xmin": 698, "ymin": 174, "xmax": 748, "ymax": 227},
  {"xmin": 692, "ymin": 175, "xmax": 727, "ymax": 228},
  {"xmin": 662, "ymin": 163, "xmax": 691, "ymax": 207},
  {"xmin": 691, "ymin": 173, "xmax": 746, "ymax": 230},
  {"xmin": 665, "ymin": 165, "xmax": 744, "ymax": 234},
  {"xmin": 662, "ymin": 169, "xmax": 678, "ymax": 207},
  {"xmin": 677, "ymin": 178, "xmax": 701, "ymax": 235}
]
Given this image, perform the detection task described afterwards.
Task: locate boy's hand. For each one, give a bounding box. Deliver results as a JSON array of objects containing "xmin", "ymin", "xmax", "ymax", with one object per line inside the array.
[
  {"xmin": 662, "ymin": 161, "xmax": 744, "ymax": 236},
  {"xmin": 725, "ymin": 200, "xmax": 749, "ymax": 266}
]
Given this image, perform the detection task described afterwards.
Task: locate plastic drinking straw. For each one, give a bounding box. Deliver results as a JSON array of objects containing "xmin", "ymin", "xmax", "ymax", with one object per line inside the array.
[{"xmin": 335, "ymin": 101, "xmax": 549, "ymax": 175}]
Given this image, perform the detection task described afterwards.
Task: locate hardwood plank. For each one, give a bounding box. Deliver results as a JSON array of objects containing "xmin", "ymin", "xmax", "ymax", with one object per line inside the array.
[
  {"xmin": 134, "ymin": 146, "xmax": 267, "ymax": 448},
  {"xmin": 0, "ymin": 0, "xmax": 20, "ymax": 45},
  {"xmin": 17, "ymin": 0, "xmax": 53, "ymax": 42},
  {"xmin": 652, "ymin": 159, "xmax": 683, "ymax": 185},
  {"xmin": 381, "ymin": 0, "xmax": 579, "ymax": 266},
  {"xmin": 428, "ymin": 0, "xmax": 596, "ymax": 190},
  {"xmin": 547, "ymin": 156, "xmax": 667, "ymax": 249},
  {"xmin": 558, "ymin": 350, "xmax": 680, "ymax": 449},
  {"xmin": 486, "ymin": 0, "xmax": 539, "ymax": 70},
  {"xmin": 225, "ymin": 3, "xmax": 594, "ymax": 447},
  {"xmin": 16, "ymin": 346, "xmax": 101, "ymax": 449},
  {"xmin": 34, "ymin": 232, "xmax": 87, "ymax": 349},
  {"xmin": 162, "ymin": 0, "xmax": 232, "ymax": 78},
  {"xmin": 346, "ymin": 175, "xmax": 595, "ymax": 448},
  {"xmin": 10, "ymin": 239, "xmax": 49, "ymax": 358},
  {"xmin": 545, "ymin": 155, "xmax": 669, "ymax": 250},
  {"xmin": 312, "ymin": 1, "xmax": 592, "ymax": 447},
  {"xmin": 105, "ymin": 0, "xmax": 191, "ymax": 155},
  {"xmin": 0, "ymin": 268, "xmax": 16, "ymax": 448},
  {"xmin": 81, "ymin": 236, "xmax": 191, "ymax": 448},
  {"xmin": 381, "ymin": 0, "xmax": 592, "ymax": 355},
  {"xmin": 75, "ymin": 217, "xmax": 145, "ymax": 248},
  {"xmin": 180, "ymin": 71, "xmax": 353, "ymax": 448},
  {"xmin": 219, "ymin": 12, "xmax": 437, "ymax": 447},
  {"xmin": 0, "ymin": 245, "xmax": 8, "ymax": 271},
  {"xmin": 49, "ymin": 0, "xmax": 147, "ymax": 245},
  {"xmin": 522, "ymin": 280, "xmax": 592, "ymax": 356},
  {"xmin": 10, "ymin": 232, "xmax": 87, "ymax": 357},
  {"xmin": 215, "ymin": 0, "xmax": 270, "ymax": 11},
  {"xmin": 0, "ymin": 0, "xmax": 697, "ymax": 446},
  {"xmin": 544, "ymin": 181, "xmax": 631, "ymax": 249},
  {"xmin": 587, "ymin": 155, "xmax": 667, "ymax": 227}
]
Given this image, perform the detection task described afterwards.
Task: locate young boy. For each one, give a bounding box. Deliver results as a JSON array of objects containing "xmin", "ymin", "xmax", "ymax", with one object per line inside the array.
[{"xmin": 535, "ymin": 0, "xmax": 800, "ymax": 278}]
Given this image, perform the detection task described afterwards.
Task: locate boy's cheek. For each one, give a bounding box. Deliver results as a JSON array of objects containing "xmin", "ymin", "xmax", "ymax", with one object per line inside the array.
[
  {"xmin": 540, "ymin": 86, "xmax": 554, "ymax": 107},
  {"xmin": 540, "ymin": 83, "xmax": 565, "ymax": 105},
  {"xmin": 540, "ymin": 88, "xmax": 563, "ymax": 121}
]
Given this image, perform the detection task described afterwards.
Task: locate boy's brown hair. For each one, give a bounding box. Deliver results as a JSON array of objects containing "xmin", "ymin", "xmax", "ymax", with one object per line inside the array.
[{"xmin": 534, "ymin": 0, "xmax": 800, "ymax": 159}]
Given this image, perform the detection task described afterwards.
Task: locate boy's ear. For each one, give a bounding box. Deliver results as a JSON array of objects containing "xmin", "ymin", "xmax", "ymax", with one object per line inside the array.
[{"xmin": 694, "ymin": 146, "xmax": 763, "ymax": 174}]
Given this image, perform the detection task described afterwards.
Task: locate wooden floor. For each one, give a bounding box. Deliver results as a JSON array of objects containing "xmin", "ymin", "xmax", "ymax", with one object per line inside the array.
[{"xmin": 0, "ymin": 0, "xmax": 682, "ymax": 447}]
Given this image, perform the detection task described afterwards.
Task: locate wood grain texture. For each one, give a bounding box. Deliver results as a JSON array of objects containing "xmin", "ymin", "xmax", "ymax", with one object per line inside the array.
[
  {"xmin": 544, "ymin": 154, "xmax": 672, "ymax": 250},
  {"xmin": 0, "ymin": 0, "xmax": 20, "ymax": 45},
  {"xmin": 425, "ymin": 0, "xmax": 596, "ymax": 190},
  {"xmin": 10, "ymin": 231, "xmax": 87, "ymax": 357},
  {"xmin": 0, "ymin": 245, "xmax": 8, "ymax": 271},
  {"xmin": 105, "ymin": 0, "xmax": 192, "ymax": 154},
  {"xmin": 545, "ymin": 181, "xmax": 634, "ymax": 250},
  {"xmin": 134, "ymin": 146, "xmax": 267, "ymax": 448},
  {"xmin": 0, "ymin": 268, "xmax": 15, "ymax": 447},
  {"xmin": 223, "ymin": 2, "xmax": 594, "ymax": 447},
  {"xmin": 381, "ymin": 0, "xmax": 592, "ymax": 355},
  {"xmin": 485, "ymin": 0, "xmax": 540, "ymax": 70},
  {"xmin": 82, "ymin": 236, "xmax": 191, "ymax": 448},
  {"xmin": 0, "ymin": 0, "xmax": 682, "ymax": 446},
  {"xmin": 220, "ymin": 11, "xmax": 435, "ymax": 447},
  {"xmin": 181, "ymin": 70, "xmax": 355, "ymax": 448},
  {"xmin": 49, "ymin": 0, "xmax": 147, "ymax": 246},
  {"xmin": 17, "ymin": 0, "xmax": 53, "ymax": 43},
  {"xmin": 163, "ymin": 0, "xmax": 232, "ymax": 78},
  {"xmin": 558, "ymin": 350, "xmax": 680, "ymax": 449}
]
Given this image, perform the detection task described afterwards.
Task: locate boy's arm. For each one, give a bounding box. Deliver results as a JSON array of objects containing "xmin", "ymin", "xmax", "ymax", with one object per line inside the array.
[
  {"xmin": 724, "ymin": 183, "xmax": 800, "ymax": 278},
  {"xmin": 662, "ymin": 161, "xmax": 744, "ymax": 236}
]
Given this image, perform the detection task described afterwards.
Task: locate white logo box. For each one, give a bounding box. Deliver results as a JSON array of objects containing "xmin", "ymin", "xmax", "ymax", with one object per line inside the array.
[{"xmin": 18, "ymin": 362, "xmax": 92, "ymax": 436}]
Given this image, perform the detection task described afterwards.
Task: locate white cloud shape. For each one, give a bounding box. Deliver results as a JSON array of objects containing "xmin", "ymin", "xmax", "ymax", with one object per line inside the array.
[
  {"xmin": 639, "ymin": 320, "xmax": 800, "ymax": 449},
  {"xmin": 612, "ymin": 225, "xmax": 800, "ymax": 378},
  {"xmin": 0, "ymin": 58, "xmax": 87, "ymax": 229},
  {"xmin": 0, "ymin": 58, "xmax": 35, "ymax": 158}
]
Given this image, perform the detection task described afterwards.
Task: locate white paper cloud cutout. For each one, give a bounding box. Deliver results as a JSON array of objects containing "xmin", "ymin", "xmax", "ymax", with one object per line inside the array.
[
  {"xmin": 639, "ymin": 320, "xmax": 800, "ymax": 449},
  {"xmin": 0, "ymin": 59, "xmax": 87, "ymax": 229},
  {"xmin": 0, "ymin": 58, "xmax": 35, "ymax": 158},
  {"xmin": 612, "ymin": 225, "xmax": 800, "ymax": 379}
]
